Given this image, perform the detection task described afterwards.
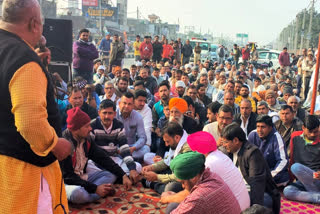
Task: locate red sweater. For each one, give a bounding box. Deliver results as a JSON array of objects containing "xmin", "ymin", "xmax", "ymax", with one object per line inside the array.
[
  {"xmin": 139, "ymin": 42, "xmax": 153, "ymax": 59},
  {"xmin": 162, "ymin": 44, "xmax": 174, "ymax": 59}
]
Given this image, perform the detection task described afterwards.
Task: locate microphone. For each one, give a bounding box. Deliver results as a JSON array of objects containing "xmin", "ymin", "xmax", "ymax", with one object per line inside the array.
[{"xmin": 38, "ymin": 35, "xmax": 48, "ymax": 67}]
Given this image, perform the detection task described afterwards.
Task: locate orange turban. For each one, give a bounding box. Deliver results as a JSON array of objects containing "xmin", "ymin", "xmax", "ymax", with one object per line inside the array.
[{"xmin": 169, "ymin": 98, "xmax": 188, "ymax": 113}]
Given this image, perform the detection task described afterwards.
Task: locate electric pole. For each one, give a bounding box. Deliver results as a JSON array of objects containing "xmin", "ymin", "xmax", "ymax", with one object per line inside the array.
[
  {"xmin": 294, "ymin": 15, "xmax": 299, "ymax": 53},
  {"xmin": 99, "ymin": 0, "xmax": 102, "ymax": 35},
  {"xmin": 300, "ymin": 8, "xmax": 307, "ymax": 54},
  {"xmin": 306, "ymin": 0, "xmax": 314, "ymax": 48},
  {"xmin": 137, "ymin": 7, "xmax": 139, "ymax": 19}
]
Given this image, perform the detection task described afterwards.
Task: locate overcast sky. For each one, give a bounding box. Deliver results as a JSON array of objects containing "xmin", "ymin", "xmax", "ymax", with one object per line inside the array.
[{"xmin": 127, "ymin": 0, "xmax": 318, "ymax": 45}]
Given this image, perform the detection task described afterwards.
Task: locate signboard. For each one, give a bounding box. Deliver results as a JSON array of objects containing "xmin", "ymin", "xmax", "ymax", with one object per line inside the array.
[
  {"xmin": 82, "ymin": 4, "xmax": 118, "ymax": 22},
  {"xmin": 236, "ymin": 33, "xmax": 248, "ymax": 38},
  {"xmin": 82, "ymin": 0, "xmax": 98, "ymax": 7}
]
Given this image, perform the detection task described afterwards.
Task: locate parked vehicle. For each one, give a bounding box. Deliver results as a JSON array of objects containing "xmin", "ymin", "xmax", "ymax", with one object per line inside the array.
[
  {"xmin": 257, "ymin": 50, "xmax": 281, "ymax": 69},
  {"xmin": 189, "ymin": 38, "xmax": 211, "ymax": 62}
]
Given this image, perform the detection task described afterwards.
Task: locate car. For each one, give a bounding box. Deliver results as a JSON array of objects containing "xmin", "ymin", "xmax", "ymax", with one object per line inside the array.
[
  {"xmin": 257, "ymin": 50, "xmax": 281, "ymax": 69},
  {"xmin": 210, "ymin": 44, "xmax": 219, "ymax": 61}
]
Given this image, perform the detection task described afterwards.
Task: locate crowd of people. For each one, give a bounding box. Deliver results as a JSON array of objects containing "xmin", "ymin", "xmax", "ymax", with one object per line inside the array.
[{"xmin": 1, "ymin": 0, "xmax": 320, "ymax": 213}]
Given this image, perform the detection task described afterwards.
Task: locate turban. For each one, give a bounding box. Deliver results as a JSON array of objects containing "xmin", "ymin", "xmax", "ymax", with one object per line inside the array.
[
  {"xmin": 170, "ymin": 152, "xmax": 205, "ymax": 180},
  {"xmin": 265, "ymin": 89, "xmax": 276, "ymax": 98},
  {"xmin": 169, "ymin": 98, "xmax": 188, "ymax": 114},
  {"xmin": 187, "ymin": 131, "xmax": 217, "ymax": 154},
  {"xmin": 67, "ymin": 107, "xmax": 91, "ymax": 131}
]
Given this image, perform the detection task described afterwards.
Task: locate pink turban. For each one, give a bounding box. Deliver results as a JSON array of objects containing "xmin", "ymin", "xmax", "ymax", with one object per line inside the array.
[{"xmin": 187, "ymin": 131, "xmax": 217, "ymax": 154}]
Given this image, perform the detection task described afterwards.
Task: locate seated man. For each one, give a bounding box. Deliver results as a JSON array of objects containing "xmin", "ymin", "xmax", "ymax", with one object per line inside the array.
[
  {"xmin": 61, "ymin": 107, "xmax": 132, "ymax": 204},
  {"xmin": 116, "ymin": 92, "xmax": 149, "ymax": 161},
  {"xmin": 203, "ymin": 104, "xmax": 233, "ymax": 145},
  {"xmin": 234, "ymin": 99, "xmax": 257, "ymax": 138},
  {"xmin": 265, "ymin": 89, "xmax": 282, "ymax": 113},
  {"xmin": 134, "ymin": 90, "xmax": 152, "ymax": 147},
  {"xmin": 284, "ymin": 115, "xmax": 320, "ymax": 204},
  {"xmin": 257, "ymin": 101, "xmax": 279, "ymax": 123},
  {"xmin": 223, "ymin": 91, "xmax": 240, "ymax": 116},
  {"xmin": 161, "ymin": 131, "xmax": 250, "ymax": 211},
  {"xmin": 234, "ymin": 85, "xmax": 256, "ymax": 112},
  {"xmin": 166, "ymin": 152, "xmax": 241, "ymax": 214},
  {"xmin": 99, "ymin": 81, "xmax": 120, "ymax": 103},
  {"xmin": 134, "ymin": 80, "xmax": 155, "ymax": 109},
  {"xmin": 221, "ymin": 123, "xmax": 281, "ymax": 213},
  {"xmin": 275, "ymin": 105, "xmax": 302, "ymax": 152},
  {"xmin": 287, "ymin": 96, "xmax": 308, "ymax": 122},
  {"xmin": 141, "ymin": 122, "xmax": 191, "ymax": 194},
  {"xmin": 91, "ymin": 100, "xmax": 141, "ymax": 183},
  {"xmin": 63, "ymin": 86, "xmax": 98, "ymax": 129},
  {"xmin": 205, "ymin": 101, "xmax": 222, "ymax": 124},
  {"xmin": 248, "ymin": 115, "xmax": 289, "ymax": 186}
]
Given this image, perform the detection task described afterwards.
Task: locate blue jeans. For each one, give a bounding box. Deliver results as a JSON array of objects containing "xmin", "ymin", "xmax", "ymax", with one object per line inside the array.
[
  {"xmin": 65, "ymin": 170, "xmax": 116, "ymax": 204},
  {"xmin": 283, "ymin": 163, "xmax": 320, "ymax": 204}
]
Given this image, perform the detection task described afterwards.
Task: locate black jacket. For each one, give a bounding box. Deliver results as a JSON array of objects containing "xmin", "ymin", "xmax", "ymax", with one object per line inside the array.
[
  {"xmin": 60, "ymin": 129, "xmax": 125, "ymax": 193},
  {"xmin": 227, "ymin": 142, "xmax": 280, "ymax": 214},
  {"xmin": 234, "ymin": 112, "xmax": 257, "ymax": 136},
  {"xmin": 181, "ymin": 44, "xmax": 193, "ymax": 57}
]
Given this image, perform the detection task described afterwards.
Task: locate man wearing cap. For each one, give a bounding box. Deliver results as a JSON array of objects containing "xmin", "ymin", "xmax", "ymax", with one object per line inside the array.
[
  {"xmin": 175, "ymin": 81, "xmax": 186, "ymax": 98},
  {"xmin": 221, "ymin": 123, "xmax": 281, "ymax": 213},
  {"xmin": 169, "ymin": 97, "xmax": 200, "ymax": 134},
  {"xmin": 279, "ymin": 47, "xmax": 290, "ymax": 73},
  {"xmin": 141, "ymin": 122, "xmax": 191, "ymax": 194},
  {"xmin": 265, "ymin": 89, "xmax": 282, "ymax": 113},
  {"xmin": 116, "ymin": 92, "xmax": 149, "ymax": 161},
  {"xmin": 278, "ymin": 86, "xmax": 293, "ymax": 104},
  {"xmin": 188, "ymin": 66, "xmax": 199, "ymax": 84},
  {"xmin": 166, "ymin": 152, "xmax": 241, "ymax": 214},
  {"xmin": 99, "ymin": 33, "xmax": 112, "ymax": 66},
  {"xmin": 140, "ymin": 36, "xmax": 153, "ymax": 61},
  {"xmin": 93, "ymin": 65, "xmax": 109, "ymax": 89},
  {"xmin": 248, "ymin": 115, "xmax": 289, "ymax": 186},
  {"xmin": 61, "ymin": 107, "xmax": 132, "ymax": 204},
  {"xmin": 133, "ymin": 35, "xmax": 141, "ymax": 62}
]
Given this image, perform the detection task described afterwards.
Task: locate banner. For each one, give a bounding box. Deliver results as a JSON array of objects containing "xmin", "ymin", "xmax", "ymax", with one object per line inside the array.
[
  {"xmin": 83, "ymin": 4, "xmax": 118, "ymax": 22},
  {"xmin": 82, "ymin": 0, "xmax": 98, "ymax": 7}
]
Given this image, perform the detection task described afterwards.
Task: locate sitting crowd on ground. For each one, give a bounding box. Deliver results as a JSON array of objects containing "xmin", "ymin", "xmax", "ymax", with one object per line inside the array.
[{"xmin": 51, "ymin": 29, "xmax": 320, "ymax": 214}]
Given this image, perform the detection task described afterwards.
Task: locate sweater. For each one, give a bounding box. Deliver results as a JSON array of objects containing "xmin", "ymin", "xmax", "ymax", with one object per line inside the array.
[{"xmin": 72, "ymin": 40, "xmax": 98, "ymax": 72}]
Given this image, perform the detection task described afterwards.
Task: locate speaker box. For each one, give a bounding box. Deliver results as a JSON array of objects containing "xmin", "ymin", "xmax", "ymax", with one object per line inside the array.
[
  {"xmin": 43, "ymin": 19, "xmax": 73, "ymax": 63},
  {"xmin": 48, "ymin": 62, "xmax": 71, "ymax": 83}
]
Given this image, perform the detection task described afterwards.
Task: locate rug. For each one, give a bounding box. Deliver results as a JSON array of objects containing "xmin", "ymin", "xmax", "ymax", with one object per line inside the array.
[
  {"xmin": 69, "ymin": 185, "xmax": 320, "ymax": 214},
  {"xmin": 280, "ymin": 197, "xmax": 320, "ymax": 214},
  {"xmin": 69, "ymin": 184, "xmax": 167, "ymax": 214}
]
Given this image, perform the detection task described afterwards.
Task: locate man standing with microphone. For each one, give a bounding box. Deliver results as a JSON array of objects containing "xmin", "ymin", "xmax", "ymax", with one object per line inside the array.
[{"xmin": 0, "ymin": 0, "xmax": 71, "ymax": 213}]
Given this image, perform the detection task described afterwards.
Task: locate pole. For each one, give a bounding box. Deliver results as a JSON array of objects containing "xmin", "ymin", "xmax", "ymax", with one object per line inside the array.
[
  {"xmin": 294, "ymin": 15, "xmax": 299, "ymax": 53},
  {"xmin": 306, "ymin": 0, "xmax": 314, "ymax": 49},
  {"xmin": 99, "ymin": 0, "xmax": 102, "ymax": 35},
  {"xmin": 300, "ymin": 9, "xmax": 306, "ymax": 54},
  {"xmin": 310, "ymin": 33, "xmax": 320, "ymax": 115},
  {"xmin": 137, "ymin": 7, "xmax": 139, "ymax": 19}
]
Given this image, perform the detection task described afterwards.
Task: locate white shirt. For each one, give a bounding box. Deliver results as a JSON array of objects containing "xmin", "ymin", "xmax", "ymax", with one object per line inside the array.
[
  {"xmin": 232, "ymin": 149, "xmax": 251, "ymax": 192},
  {"xmin": 203, "ymin": 121, "xmax": 220, "ymax": 142},
  {"xmin": 206, "ymin": 150, "xmax": 250, "ymax": 211},
  {"xmin": 137, "ymin": 104, "xmax": 152, "ymax": 146},
  {"xmin": 240, "ymin": 115, "xmax": 250, "ymax": 138}
]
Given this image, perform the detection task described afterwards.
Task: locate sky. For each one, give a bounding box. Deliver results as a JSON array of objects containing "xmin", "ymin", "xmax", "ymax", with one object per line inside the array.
[{"xmin": 126, "ymin": 0, "xmax": 318, "ymax": 45}]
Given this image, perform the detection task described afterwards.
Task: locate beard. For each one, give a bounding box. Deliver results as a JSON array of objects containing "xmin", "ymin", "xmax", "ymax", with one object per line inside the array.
[{"xmin": 169, "ymin": 115, "xmax": 184, "ymax": 126}]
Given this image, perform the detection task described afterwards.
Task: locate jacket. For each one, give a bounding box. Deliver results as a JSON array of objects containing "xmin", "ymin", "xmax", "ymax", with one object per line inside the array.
[
  {"xmin": 181, "ymin": 44, "xmax": 193, "ymax": 57},
  {"xmin": 60, "ymin": 129, "xmax": 125, "ymax": 193},
  {"xmin": 162, "ymin": 44, "xmax": 174, "ymax": 59},
  {"xmin": 234, "ymin": 112, "xmax": 257, "ymax": 136},
  {"xmin": 248, "ymin": 128, "xmax": 289, "ymax": 184},
  {"xmin": 139, "ymin": 42, "xmax": 153, "ymax": 60},
  {"xmin": 227, "ymin": 142, "xmax": 281, "ymax": 214},
  {"xmin": 152, "ymin": 41, "xmax": 163, "ymax": 59},
  {"xmin": 73, "ymin": 40, "xmax": 99, "ymax": 72},
  {"xmin": 110, "ymin": 41, "xmax": 125, "ymax": 65}
]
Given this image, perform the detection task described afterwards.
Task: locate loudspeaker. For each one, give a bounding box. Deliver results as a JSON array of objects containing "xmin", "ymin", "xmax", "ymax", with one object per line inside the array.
[
  {"xmin": 43, "ymin": 19, "xmax": 73, "ymax": 63},
  {"xmin": 48, "ymin": 62, "xmax": 71, "ymax": 83}
]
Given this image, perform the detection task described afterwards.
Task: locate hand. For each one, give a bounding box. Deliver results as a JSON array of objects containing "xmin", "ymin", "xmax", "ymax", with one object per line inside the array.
[
  {"xmin": 52, "ymin": 138, "xmax": 72, "ymax": 161},
  {"xmin": 96, "ymin": 184, "xmax": 114, "ymax": 197},
  {"xmin": 35, "ymin": 47, "xmax": 51, "ymax": 65},
  {"xmin": 314, "ymin": 171, "xmax": 320, "ymax": 180},
  {"xmin": 122, "ymin": 175, "xmax": 132, "ymax": 190},
  {"xmin": 129, "ymin": 147, "xmax": 136, "ymax": 154},
  {"xmin": 129, "ymin": 170, "xmax": 140, "ymax": 184},
  {"xmin": 153, "ymin": 155, "xmax": 162, "ymax": 163},
  {"xmin": 142, "ymin": 165, "xmax": 153, "ymax": 174},
  {"xmin": 160, "ymin": 191, "xmax": 176, "ymax": 204},
  {"xmin": 52, "ymin": 72, "xmax": 63, "ymax": 82},
  {"xmin": 143, "ymin": 171, "xmax": 158, "ymax": 182}
]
